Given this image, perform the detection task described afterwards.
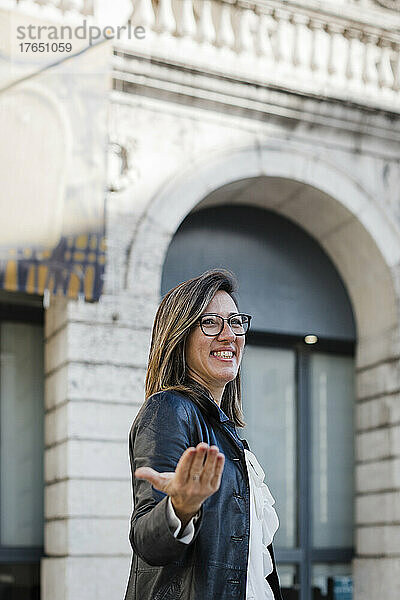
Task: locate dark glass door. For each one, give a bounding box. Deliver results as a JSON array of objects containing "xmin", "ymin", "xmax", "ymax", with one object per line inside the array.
[
  {"xmin": 0, "ymin": 305, "xmax": 44, "ymax": 600},
  {"xmin": 241, "ymin": 339, "xmax": 355, "ymax": 600}
]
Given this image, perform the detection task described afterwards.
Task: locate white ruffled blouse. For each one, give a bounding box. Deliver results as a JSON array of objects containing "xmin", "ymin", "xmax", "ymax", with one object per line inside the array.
[
  {"xmin": 244, "ymin": 448, "xmax": 280, "ymax": 599},
  {"xmin": 166, "ymin": 447, "xmax": 280, "ymax": 599}
]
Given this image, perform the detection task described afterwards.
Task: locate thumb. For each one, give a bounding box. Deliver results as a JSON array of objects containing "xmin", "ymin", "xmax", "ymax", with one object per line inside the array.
[{"xmin": 134, "ymin": 466, "xmax": 164, "ymax": 490}]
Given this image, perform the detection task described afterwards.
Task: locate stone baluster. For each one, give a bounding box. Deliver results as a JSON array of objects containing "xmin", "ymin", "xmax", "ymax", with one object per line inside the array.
[
  {"xmin": 175, "ymin": 0, "xmax": 197, "ymax": 38},
  {"xmin": 393, "ymin": 45, "xmax": 400, "ymax": 91},
  {"xmin": 345, "ymin": 28, "xmax": 364, "ymax": 88},
  {"xmin": 130, "ymin": 0, "xmax": 155, "ymax": 30},
  {"xmin": 59, "ymin": 0, "xmax": 84, "ymax": 14},
  {"xmin": 274, "ymin": 9, "xmax": 293, "ymax": 68},
  {"xmin": 309, "ymin": 19, "xmax": 328, "ymax": 77},
  {"xmin": 254, "ymin": 9, "xmax": 275, "ymax": 60},
  {"xmin": 235, "ymin": 6, "xmax": 254, "ymax": 54},
  {"xmin": 377, "ymin": 39, "xmax": 395, "ymax": 90},
  {"xmin": 327, "ymin": 22, "xmax": 346, "ymax": 82},
  {"xmin": 292, "ymin": 13, "xmax": 311, "ymax": 73},
  {"xmin": 362, "ymin": 33, "xmax": 379, "ymax": 88},
  {"xmin": 155, "ymin": 0, "xmax": 176, "ymax": 35},
  {"xmin": 215, "ymin": 1, "xmax": 235, "ymax": 49},
  {"xmin": 196, "ymin": 0, "xmax": 216, "ymax": 45},
  {"xmin": 34, "ymin": 0, "xmax": 61, "ymax": 18},
  {"xmin": 81, "ymin": 0, "xmax": 94, "ymax": 17},
  {"xmin": 18, "ymin": 0, "xmax": 41, "ymax": 11}
]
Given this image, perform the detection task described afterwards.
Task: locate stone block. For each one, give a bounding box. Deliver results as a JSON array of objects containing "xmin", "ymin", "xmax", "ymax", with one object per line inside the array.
[
  {"xmin": 356, "ymin": 325, "xmax": 400, "ymax": 370},
  {"xmin": 356, "ymin": 525, "xmax": 400, "ymax": 555},
  {"xmin": 45, "ymin": 322, "xmax": 151, "ymax": 374},
  {"xmin": 68, "ymin": 363, "xmax": 146, "ymax": 404},
  {"xmin": 356, "ymin": 491, "xmax": 400, "ymax": 525},
  {"xmin": 64, "ymin": 291, "xmax": 159, "ymax": 331},
  {"xmin": 45, "ymin": 439, "xmax": 129, "ymax": 482},
  {"xmin": 45, "ymin": 520, "xmax": 67, "ymax": 556},
  {"xmin": 44, "ymin": 296, "xmax": 68, "ymax": 339},
  {"xmin": 45, "ymin": 442, "xmax": 68, "ymax": 483},
  {"xmin": 45, "ymin": 363, "xmax": 146, "ymax": 409},
  {"xmin": 41, "ymin": 557, "xmax": 67, "ymax": 600},
  {"xmin": 45, "ymin": 518, "xmax": 130, "ymax": 555},
  {"xmin": 42, "ymin": 556, "xmax": 130, "ymax": 600},
  {"xmin": 356, "ymin": 457, "xmax": 400, "ymax": 493},
  {"xmin": 353, "ymin": 557, "xmax": 400, "ymax": 600},
  {"xmin": 45, "ymin": 400, "xmax": 138, "ymax": 443},
  {"xmin": 67, "ymin": 322, "xmax": 151, "ymax": 368},
  {"xmin": 45, "ymin": 365, "xmax": 68, "ymax": 410},
  {"xmin": 356, "ymin": 396, "xmax": 394, "ymax": 431},
  {"xmin": 45, "ymin": 326, "xmax": 68, "ymax": 375},
  {"xmin": 357, "ymin": 424, "xmax": 400, "ymax": 461},
  {"xmin": 45, "ymin": 479, "xmax": 132, "ymax": 519},
  {"xmin": 357, "ymin": 360, "xmax": 400, "ymax": 400},
  {"xmin": 45, "ymin": 403, "xmax": 68, "ymax": 446}
]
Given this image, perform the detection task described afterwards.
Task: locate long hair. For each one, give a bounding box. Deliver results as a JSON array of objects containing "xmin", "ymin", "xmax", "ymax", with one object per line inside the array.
[{"xmin": 145, "ymin": 268, "xmax": 246, "ymax": 428}]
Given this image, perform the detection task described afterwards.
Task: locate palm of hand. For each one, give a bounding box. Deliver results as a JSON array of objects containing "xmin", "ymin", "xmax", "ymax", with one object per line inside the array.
[{"xmin": 134, "ymin": 442, "xmax": 225, "ymax": 514}]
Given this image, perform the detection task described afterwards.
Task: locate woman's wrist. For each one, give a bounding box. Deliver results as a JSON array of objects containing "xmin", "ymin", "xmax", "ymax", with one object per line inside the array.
[{"xmin": 170, "ymin": 497, "xmax": 201, "ymax": 529}]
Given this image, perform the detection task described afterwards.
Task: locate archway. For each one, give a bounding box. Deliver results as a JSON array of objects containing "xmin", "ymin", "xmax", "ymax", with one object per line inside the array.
[
  {"xmin": 126, "ymin": 143, "xmax": 400, "ymax": 600},
  {"xmin": 126, "ymin": 144, "xmax": 400, "ymax": 369}
]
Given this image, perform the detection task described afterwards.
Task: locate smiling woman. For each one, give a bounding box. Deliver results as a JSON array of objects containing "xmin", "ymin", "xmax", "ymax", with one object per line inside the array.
[{"xmin": 123, "ymin": 269, "xmax": 283, "ymax": 600}]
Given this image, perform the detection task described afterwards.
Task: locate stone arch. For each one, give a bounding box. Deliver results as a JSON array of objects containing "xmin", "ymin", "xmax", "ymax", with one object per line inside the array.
[{"xmin": 126, "ymin": 142, "xmax": 400, "ymax": 367}]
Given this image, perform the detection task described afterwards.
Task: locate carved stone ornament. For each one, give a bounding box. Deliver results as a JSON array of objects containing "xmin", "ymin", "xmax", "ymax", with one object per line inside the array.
[
  {"xmin": 374, "ymin": 0, "xmax": 400, "ymax": 10},
  {"xmin": 108, "ymin": 139, "xmax": 138, "ymax": 192}
]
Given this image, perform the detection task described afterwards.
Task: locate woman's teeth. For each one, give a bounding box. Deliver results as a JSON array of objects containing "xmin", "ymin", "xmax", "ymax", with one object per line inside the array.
[{"xmin": 211, "ymin": 351, "xmax": 234, "ymax": 358}]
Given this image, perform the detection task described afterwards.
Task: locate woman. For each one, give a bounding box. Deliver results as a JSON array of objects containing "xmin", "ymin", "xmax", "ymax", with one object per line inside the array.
[{"xmin": 124, "ymin": 269, "xmax": 283, "ymax": 600}]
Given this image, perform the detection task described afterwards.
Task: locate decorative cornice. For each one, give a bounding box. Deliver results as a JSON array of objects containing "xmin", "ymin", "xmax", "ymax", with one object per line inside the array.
[{"xmin": 374, "ymin": 0, "xmax": 400, "ymax": 10}]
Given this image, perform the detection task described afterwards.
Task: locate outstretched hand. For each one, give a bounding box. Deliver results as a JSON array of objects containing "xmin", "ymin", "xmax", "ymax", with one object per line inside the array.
[{"xmin": 134, "ymin": 442, "xmax": 225, "ymax": 522}]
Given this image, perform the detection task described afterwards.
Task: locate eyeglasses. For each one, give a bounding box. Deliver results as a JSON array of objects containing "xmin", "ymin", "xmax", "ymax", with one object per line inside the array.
[{"xmin": 197, "ymin": 313, "xmax": 252, "ymax": 337}]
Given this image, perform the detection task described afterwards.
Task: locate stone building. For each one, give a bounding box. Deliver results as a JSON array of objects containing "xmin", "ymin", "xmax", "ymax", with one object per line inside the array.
[{"xmin": 1, "ymin": 1, "xmax": 400, "ymax": 599}]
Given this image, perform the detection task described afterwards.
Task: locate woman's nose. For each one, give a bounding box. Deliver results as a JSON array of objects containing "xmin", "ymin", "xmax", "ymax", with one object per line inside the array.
[{"xmin": 218, "ymin": 321, "xmax": 236, "ymax": 340}]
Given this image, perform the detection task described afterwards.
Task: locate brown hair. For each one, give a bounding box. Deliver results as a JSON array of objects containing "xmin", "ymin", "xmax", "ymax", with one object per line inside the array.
[{"xmin": 145, "ymin": 268, "xmax": 246, "ymax": 428}]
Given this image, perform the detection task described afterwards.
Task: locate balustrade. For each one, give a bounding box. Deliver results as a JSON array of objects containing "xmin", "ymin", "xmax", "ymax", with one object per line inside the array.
[
  {"xmin": 125, "ymin": 0, "xmax": 400, "ymax": 107},
  {"xmin": 2, "ymin": 0, "xmax": 94, "ymax": 17},
  {"xmin": 3, "ymin": 0, "xmax": 399, "ymax": 108}
]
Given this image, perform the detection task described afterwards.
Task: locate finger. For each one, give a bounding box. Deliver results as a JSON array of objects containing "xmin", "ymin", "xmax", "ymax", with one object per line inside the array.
[
  {"xmin": 189, "ymin": 442, "xmax": 209, "ymax": 478},
  {"xmin": 209, "ymin": 453, "xmax": 225, "ymax": 490},
  {"xmin": 199, "ymin": 445, "xmax": 219, "ymax": 483},
  {"xmin": 174, "ymin": 446, "xmax": 196, "ymax": 485}
]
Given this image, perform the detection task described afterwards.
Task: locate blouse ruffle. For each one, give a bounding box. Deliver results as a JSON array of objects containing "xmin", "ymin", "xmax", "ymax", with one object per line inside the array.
[{"xmin": 244, "ymin": 448, "xmax": 280, "ymax": 599}]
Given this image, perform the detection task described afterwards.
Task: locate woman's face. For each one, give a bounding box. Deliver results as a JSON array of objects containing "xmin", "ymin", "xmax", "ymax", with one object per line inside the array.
[{"xmin": 185, "ymin": 290, "xmax": 245, "ymax": 401}]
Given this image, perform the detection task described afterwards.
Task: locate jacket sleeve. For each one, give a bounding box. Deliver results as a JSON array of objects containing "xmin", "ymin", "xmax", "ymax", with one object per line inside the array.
[
  {"xmin": 128, "ymin": 391, "xmax": 203, "ymax": 566},
  {"xmin": 166, "ymin": 496, "xmax": 200, "ymax": 544}
]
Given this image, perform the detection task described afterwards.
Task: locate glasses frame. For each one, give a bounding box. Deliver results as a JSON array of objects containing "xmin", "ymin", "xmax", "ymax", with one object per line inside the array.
[{"xmin": 197, "ymin": 313, "xmax": 252, "ymax": 337}]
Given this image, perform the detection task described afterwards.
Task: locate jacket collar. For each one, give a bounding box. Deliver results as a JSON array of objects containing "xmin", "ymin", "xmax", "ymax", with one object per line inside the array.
[{"xmin": 200, "ymin": 389, "xmax": 230, "ymax": 423}]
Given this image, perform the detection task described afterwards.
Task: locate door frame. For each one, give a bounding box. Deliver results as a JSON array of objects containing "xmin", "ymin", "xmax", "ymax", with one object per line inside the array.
[{"xmin": 244, "ymin": 331, "xmax": 355, "ymax": 600}]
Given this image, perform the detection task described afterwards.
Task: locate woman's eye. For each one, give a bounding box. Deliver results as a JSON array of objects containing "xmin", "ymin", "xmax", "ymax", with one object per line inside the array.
[
  {"xmin": 203, "ymin": 317, "xmax": 217, "ymax": 325},
  {"xmin": 231, "ymin": 318, "xmax": 242, "ymax": 325}
]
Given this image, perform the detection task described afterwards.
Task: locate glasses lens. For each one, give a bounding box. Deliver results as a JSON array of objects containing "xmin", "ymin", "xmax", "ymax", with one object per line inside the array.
[
  {"xmin": 200, "ymin": 315, "xmax": 223, "ymax": 335},
  {"xmin": 229, "ymin": 314, "xmax": 249, "ymax": 334}
]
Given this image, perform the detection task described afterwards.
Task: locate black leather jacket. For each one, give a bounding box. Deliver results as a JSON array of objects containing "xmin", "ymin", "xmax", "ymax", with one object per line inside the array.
[{"xmin": 123, "ymin": 389, "xmax": 283, "ymax": 600}]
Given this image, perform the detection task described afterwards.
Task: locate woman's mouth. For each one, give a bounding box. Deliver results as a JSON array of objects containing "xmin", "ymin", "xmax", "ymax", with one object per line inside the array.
[{"xmin": 210, "ymin": 350, "xmax": 235, "ymax": 361}]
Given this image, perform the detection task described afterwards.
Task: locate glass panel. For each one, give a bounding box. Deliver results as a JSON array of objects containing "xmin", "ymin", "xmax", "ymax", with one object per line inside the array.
[
  {"xmin": 0, "ymin": 322, "xmax": 44, "ymax": 547},
  {"xmin": 310, "ymin": 354, "xmax": 354, "ymax": 548},
  {"xmin": 240, "ymin": 345, "xmax": 297, "ymax": 548},
  {"xmin": 278, "ymin": 564, "xmax": 300, "ymax": 600},
  {"xmin": 0, "ymin": 563, "xmax": 40, "ymax": 600},
  {"xmin": 312, "ymin": 564, "xmax": 353, "ymax": 600}
]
